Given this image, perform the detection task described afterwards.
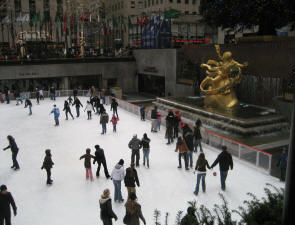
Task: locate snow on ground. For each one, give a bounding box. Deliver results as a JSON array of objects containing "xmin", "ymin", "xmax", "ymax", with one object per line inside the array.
[{"xmin": 0, "ymin": 97, "xmax": 284, "ymax": 225}]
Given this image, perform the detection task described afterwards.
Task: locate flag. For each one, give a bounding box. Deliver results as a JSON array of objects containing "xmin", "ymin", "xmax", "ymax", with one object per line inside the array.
[
  {"xmin": 113, "ymin": 17, "xmax": 118, "ymax": 28},
  {"xmin": 128, "ymin": 16, "xmax": 132, "ymax": 29},
  {"xmin": 63, "ymin": 14, "xmax": 67, "ymax": 32},
  {"xmin": 137, "ymin": 17, "xmax": 143, "ymax": 27}
]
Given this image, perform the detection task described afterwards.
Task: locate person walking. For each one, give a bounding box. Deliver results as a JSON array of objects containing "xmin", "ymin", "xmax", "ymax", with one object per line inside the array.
[
  {"xmin": 210, "ymin": 145, "xmax": 233, "ymax": 191},
  {"xmin": 165, "ymin": 110, "xmax": 174, "ymax": 145},
  {"xmin": 175, "ymin": 137, "xmax": 189, "ymax": 170},
  {"xmin": 276, "ymin": 148, "xmax": 288, "ymax": 182},
  {"xmin": 72, "ymin": 97, "xmax": 83, "ymax": 117},
  {"xmin": 140, "ymin": 104, "xmax": 145, "ymax": 121},
  {"xmin": 128, "ymin": 134, "xmax": 142, "ymax": 167},
  {"xmin": 84, "ymin": 101, "xmax": 94, "ymax": 120},
  {"xmin": 50, "ymin": 105, "xmax": 60, "ymax": 126},
  {"xmin": 141, "ymin": 133, "xmax": 151, "ymax": 168},
  {"xmin": 182, "ymin": 124, "xmax": 194, "ymax": 168},
  {"xmin": 124, "ymin": 164, "xmax": 140, "ymax": 200},
  {"xmin": 110, "ymin": 114, "xmax": 118, "ymax": 132},
  {"xmin": 24, "ymin": 98, "xmax": 32, "ymax": 115},
  {"xmin": 111, "ymin": 159, "xmax": 125, "ymax": 202},
  {"xmin": 3, "ymin": 135, "xmax": 20, "ymax": 170},
  {"xmin": 41, "ymin": 149, "xmax": 54, "ymax": 185},
  {"xmin": 124, "ymin": 192, "xmax": 146, "ymax": 225},
  {"xmin": 93, "ymin": 145, "xmax": 111, "ymax": 178},
  {"xmin": 193, "ymin": 119, "xmax": 203, "ymax": 153},
  {"xmin": 79, "ymin": 148, "xmax": 96, "ymax": 181},
  {"xmin": 63, "ymin": 100, "xmax": 74, "ymax": 120},
  {"xmin": 150, "ymin": 106, "xmax": 158, "ymax": 132},
  {"xmin": 100, "ymin": 110, "xmax": 109, "ymax": 134},
  {"xmin": 0, "ymin": 185, "xmax": 17, "ymax": 225},
  {"xmin": 110, "ymin": 98, "xmax": 119, "ymax": 118},
  {"xmin": 194, "ymin": 153, "xmax": 210, "ymax": 196},
  {"xmin": 99, "ymin": 189, "xmax": 118, "ymax": 225}
]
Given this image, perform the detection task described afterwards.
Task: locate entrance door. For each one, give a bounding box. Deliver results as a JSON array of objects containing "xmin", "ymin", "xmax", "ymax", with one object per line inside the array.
[{"xmin": 138, "ymin": 74, "xmax": 165, "ymax": 97}]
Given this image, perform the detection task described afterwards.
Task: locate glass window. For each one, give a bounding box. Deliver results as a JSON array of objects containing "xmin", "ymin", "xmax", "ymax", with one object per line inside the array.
[
  {"xmin": 131, "ymin": 1, "xmax": 135, "ymax": 8},
  {"xmin": 169, "ymin": 0, "xmax": 173, "ymax": 3},
  {"xmin": 152, "ymin": 0, "xmax": 154, "ymax": 5},
  {"xmin": 14, "ymin": 0, "xmax": 22, "ymax": 15},
  {"xmin": 177, "ymin": 0, "xmax": 181, "ymax": 3},
  {"xmin": 185, "ymin": 0, "xmax": 189, "ymax": 4},
  {"xmin": 29, "ymin": 0, "xmax": 36, "ymax": 21},
  {"xmin": 192, "ymin": 0, "xmax": 196, "ymax": 4}
]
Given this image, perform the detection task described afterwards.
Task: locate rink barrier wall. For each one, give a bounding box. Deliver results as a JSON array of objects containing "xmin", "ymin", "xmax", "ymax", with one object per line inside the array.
[
  {"xmin": 0, "ymin": 90, "xmax": 272, "ymax": 174},
  {"xmin": 114, "ymin": 97, "xmax": 273, "ymax": 175}
]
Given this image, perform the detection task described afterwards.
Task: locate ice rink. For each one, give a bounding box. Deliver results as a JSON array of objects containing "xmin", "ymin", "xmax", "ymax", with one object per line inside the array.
[{"xmin": 0, "ymin": 97, "xmax": 284, "ymax": 225}]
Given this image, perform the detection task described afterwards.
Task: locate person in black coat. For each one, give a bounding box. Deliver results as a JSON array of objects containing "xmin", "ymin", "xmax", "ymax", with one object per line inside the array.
[
  {"xmin": 35, "ymin": 87, "xmax": 40, "ymax": 104},
  {"xmin": 193, "ymin": 119, "xmax": 203, "ymax": 153},
  {"xmin": 0, "ymin": 185, "xmax": 17, "ymax": 225},
  {"xmin": 182, "ymin": 124, "xmax": 194, "ymax": 168},
  {"xmin": 73, "ymin": 89, "xmax": 78, "ymax": 99},
  {"xmin": 72, "ymin": 97, "xmax": 83, "ymax": 117},
  {"xmin": 173, "ymin": 113, "xmax": 180, "ymax": 138},
  {"xmin": 150, "ymin": 106, "xmax": 158, "ymax": 132},
  {"xmin": 93, "ymin": 145, "xmax": 110, "ymax": 178},
  {"xmin": 24, "ymin": 99, "xmax": 32, "ymax": 115},
  {"xmin": 210, "ymin": 145, "xmax": 233, "ymax": 191},
  {"xmin": 110, "ymin": 98, "xmax": 119, "ymax": 118},
  {"xmin": 165, "ymin": 111, "xmax": 174, "ymax": 145},
  {"xmin": 63, "ymin": 100, "xmax": 74, "ymax": 120},
  {"xmin": 99, "ymin": 189, "xmax": 117, "ymax": 225},
  {"xmin": 3, "ymin": 135, "xmax": 20, "ymax": 170},
  {"xmin": 124, "ymin": 163, "xmax": 140, "ymax": 199},
  {"xmin": 41, "ymin": 149, "xmax": 54, "ymax": 185},
  {"xmin": 140, "ymin": 104, "xmax": 145, "ymax": 121}
]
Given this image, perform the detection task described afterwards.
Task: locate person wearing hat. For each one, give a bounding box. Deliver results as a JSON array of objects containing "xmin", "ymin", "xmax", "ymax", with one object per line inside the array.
[
  {"xmin": 50, "ymin": 104, "xmax": 60, "ymax": 126},
  {"xmin": 93, "ymin": 145, "xmax": 110, "ymax": 178},
  {"xmin": 99, "ymin": 189, "xmax": 118, "ymax": 225},
  {"xmin": 124, "ymin": 164, "xmax": 140, "ymax": 200},
  {"xmin": 111, "ymin": 159, "xmax": 125, "ymax": 202},
  {"xmin": 41, "ymin": 149, "xmax": 55, "ymax": 185},
  {"xmin": 79, "ymin": 148, "xmax": 96, "ymax": 181},
  {"xmin": 0, "ymin": 185, "xmax": 17, "ymax": 225},
  {"xmin": 3, "ymin": 135, "xmax": 20, "ymax": 170},
  {"xmin": 128, "ymin": 135, "xmax": 142, "ymax": 167},
  {"xmin": 124, "ymin": 192, "xmax": 146, "ymax": 225},
  {"xmin": 210, "ymin": 145, "xmax": 233, "ymax": 191}
]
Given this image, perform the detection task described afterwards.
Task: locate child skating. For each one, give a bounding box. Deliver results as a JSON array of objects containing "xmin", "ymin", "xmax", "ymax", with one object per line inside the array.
[
  {"xmin": 79, "ymin": 148, "xmax": 96, "ymax": 181},
  {"xmin": 110, "ymin": 114, "xmax": 118, "ymax": 132}
]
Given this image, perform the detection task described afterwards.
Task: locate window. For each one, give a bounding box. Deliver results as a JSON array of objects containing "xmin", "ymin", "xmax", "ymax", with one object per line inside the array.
[
  {"xmin": 152, "ymin": 0, "xmax": 154, "ymax": 5},
  {"xmin": 185, "ymin": 0, "xmax": 189, "ymax": 4},
  {"xmin": 0, "ymin": 0, "xmax": 7, "ymax": 20},
  {"xmin": 185, "ymin": 11, "xmax": 189, "ymax": 15},
  {"xmin": 29, "ymin": 0, "xmax": 36, "ymax": 20},
  {"xmin": 144, "ymin": 1, "xmax": 147, "ymax": 8},
  {"xmin": 139, "ymin": 0, "xmax": 143, "ymax": 8},
  {"xmin": 169, "ymin": 0, "xmax": 173, "ymax": 3},
  {"xmin": 14, "ymin": 0, "xmax": 22, "ymax": 15},
  {"xmin": 121, "ymin": 1, "xmax": 124, "ymax": 8},
  {"xmin": 57, "ymin": 0, "xmax": 63, "ymax": 19},
  {"xmin": 148, "ymin": 0, "xmax": 150, "ymax": 7},
  {"xmin": 131, "ymin": 1, "xmax": 135, "ymax": 8},
  {"xmin": 192, "ymin": 11, "xmax": 197, "ymax": 15},
  {"xmin": 156, "ymin": 0, "xmax": 159, "ymax": 4},
  {"xmin": 160, "ymin": 0, "xmax": 163, "ymax": 3},
  {"xmin": 192, "ymin": 0, "xmax": 196, "ymax": 4},
  {"xmin": 177, "ymin": 0, "xmax": 181, "ymax": 3}
]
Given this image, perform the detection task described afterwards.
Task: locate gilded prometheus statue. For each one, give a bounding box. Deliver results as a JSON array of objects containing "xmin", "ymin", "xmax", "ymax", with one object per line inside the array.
[{"xmin": 200, "ymin": 45, "xmax": 248, "ymax": 108}]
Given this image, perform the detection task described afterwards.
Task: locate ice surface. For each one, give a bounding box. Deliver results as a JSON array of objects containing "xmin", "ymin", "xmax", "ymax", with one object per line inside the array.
[{"xmin": 0, "ymin": 97, "xmax": 284, "ymax": 225}]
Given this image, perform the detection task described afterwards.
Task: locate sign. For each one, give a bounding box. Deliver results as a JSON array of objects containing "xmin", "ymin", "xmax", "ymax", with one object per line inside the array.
[{"xmin": 19, "ymin": 72, "xmax": 39, "ymax": 77}]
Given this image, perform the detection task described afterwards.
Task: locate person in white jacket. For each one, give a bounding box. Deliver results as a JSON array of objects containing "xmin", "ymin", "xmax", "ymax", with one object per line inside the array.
[
  {"xmin": 84, "ymin": 101, "xmax": 94, "ymax": 120},
  {"xmin": 111, "ymin": 159, "xmax": 125, "ymax": 203}
]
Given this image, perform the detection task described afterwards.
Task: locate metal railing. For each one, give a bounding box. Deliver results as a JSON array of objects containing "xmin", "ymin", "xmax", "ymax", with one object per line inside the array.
[{"xmin": 115, "ymin": 97, "xmax": 273, "ymax": 174}]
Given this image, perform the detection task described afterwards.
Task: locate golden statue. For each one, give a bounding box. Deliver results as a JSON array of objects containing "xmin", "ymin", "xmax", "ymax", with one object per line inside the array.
[{"xmin": 200, "ymin": 45, "xmax": 248, "ymax": 109}]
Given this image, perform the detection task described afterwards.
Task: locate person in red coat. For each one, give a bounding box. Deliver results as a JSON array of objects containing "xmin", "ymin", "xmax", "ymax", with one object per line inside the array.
[{"xmin": 110, "ymin": 114, "xmax": 118, "ymax": 132}]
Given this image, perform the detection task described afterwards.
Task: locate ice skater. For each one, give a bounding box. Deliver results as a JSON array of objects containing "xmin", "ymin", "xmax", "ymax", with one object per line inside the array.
[
  {"xmin": 175, "ymin": 137, "xmax": 189, "ymax": 170},
  {"xmin": 165, "ymin": 110, "xmax": 174, "ymax": 145},
  {"xmin": 67, "ymin": 96, "xmax": 73, "ymax": 104},
  {"xmin": 93, "ymin": 145, "xmax": 110, "ymax": 179},
  {"xmin": 194, "ymin": 119, "xmax": 203, "ymax": 153},
  {"xmin": 72, "ymin": 97, "xmax": 83, "ymax": 117},
  {"xmin": 84, "ymin": 101, "xmax": 94, "ymax": 120},
  {"xmin": 24, "ymin": 98, "xmax": 32, "ymax": 115},
  {"xmin": 194, "ymin": 153, "xmax": 211, "ymax": 196},
  {"xmin": 41, "ymin": 149, "xmax": 54, "ymax": 185},
  {"xmin": 50, "ymin": 104, "xmax": 60, "ymax": 126},
  {"xmin": 210, "ymin": 145, "xmax": 233, "ymax": 191},
  {"xmin": 140, "ymin": 104, "xmax": 145, "ymax": 121},
  {"xmin": 128, "ymin": 134, "xmax": 142, "ymax": 167},
  {"xmin": 63, "ymin": 100, "xmax": 74, "ymax": 120},
  {"xmin": 35, "ymin": 87, "xmax": 40, "ymax": 104},
  {"xmin": 141, "ymin": 133, "xmax": 151, "ymax": 168},
  {"xmin": 0, "ymin": 185, "xmax": 17, "ymax": 225},
  {"xmin": 39, "ymin": 88, "xmax": 44, "ymax": 100},
  {"xmin": 124, "ymin": 164, "xmax": 140, "ymax": 200},
  {"xmin": 3, "ymin": 135, "xmax": 20, "ymax": 170},
  {"xmin": 110, "ymin": 114, "xmax": 118, "ymax": 132},
  {"xmin": 100, "ymin": 110, "xmax": 109, "ymax": 134},
  {"xmin": 110, "ymin": 98, "xmax": 119, "ymax": 118},
  {"xmin": 111, "ymin": 159, "xmax": 125, "ymax": 202},
  {"xmin": 99, "ymin": 189, "xmax": 118, "ymax": 225},
  {"xmin": 79, "ymin": 148, "xmax": 96, "ymax": 181}
]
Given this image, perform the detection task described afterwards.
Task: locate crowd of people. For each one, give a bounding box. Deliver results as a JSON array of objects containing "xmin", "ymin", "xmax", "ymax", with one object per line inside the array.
[{"xmin": 0, "ymin": 91, "xmax": 288, "ymax": 225}]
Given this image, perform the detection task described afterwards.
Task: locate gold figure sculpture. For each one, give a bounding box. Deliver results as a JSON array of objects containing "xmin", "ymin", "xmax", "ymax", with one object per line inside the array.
[{"xmin": 200, "ymin": 45, "xmax": 248, "ymax": 109}]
